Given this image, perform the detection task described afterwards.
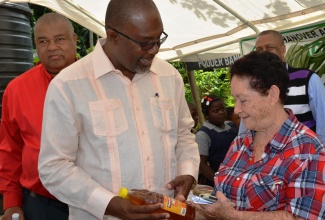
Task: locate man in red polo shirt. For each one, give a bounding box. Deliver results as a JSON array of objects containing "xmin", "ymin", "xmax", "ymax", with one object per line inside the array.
[{"xmin": 0, "ymin": 12, "xmax": 77, "ymax": 220}]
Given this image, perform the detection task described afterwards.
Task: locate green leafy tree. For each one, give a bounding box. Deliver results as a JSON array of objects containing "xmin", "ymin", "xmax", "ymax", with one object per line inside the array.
[
  {"xmin": 285, "ymin": 24, "xmax": 325, "ymax": 78},
  {"xmin": 171, "ymin": 61, "xmax": 234, "ymax": 107}
]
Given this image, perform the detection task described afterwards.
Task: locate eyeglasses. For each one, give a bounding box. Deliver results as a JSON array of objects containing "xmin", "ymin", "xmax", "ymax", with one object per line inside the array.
[{"xmin": 107, "ymin": 25, "xmax": 168, "ymax": 51}]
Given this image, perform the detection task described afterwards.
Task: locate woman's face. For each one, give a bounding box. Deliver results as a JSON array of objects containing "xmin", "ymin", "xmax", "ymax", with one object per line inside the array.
[
  {"xmin": 231, "ymin": 75, "xmax": 271, "ymax": 131},
  {"xmin": 206, "ymin": 100, "xmax": 227, "ymax": 127}
]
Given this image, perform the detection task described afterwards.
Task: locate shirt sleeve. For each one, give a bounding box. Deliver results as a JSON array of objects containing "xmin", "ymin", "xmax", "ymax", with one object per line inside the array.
[
  {"xmin": 286, "ymin": 150, "xmax": 325, "ymax": 219},
  {"xmin": 38, "ymin": 80, "xmax": 113, "ymax": 220},
  {"xmin": 308, "ymin": 74, "xmax": 325, "ymax": 144},
  {"xmin": 195, "ymin": 130, "xmax": 210, "ymax": 156},
  {"xmin": 174, "ymin": 72, "xmax": 200, "ymax": 180},
  {"xmin": 0, "ymin": 87, "xmax": 24, "ymax": 209}
]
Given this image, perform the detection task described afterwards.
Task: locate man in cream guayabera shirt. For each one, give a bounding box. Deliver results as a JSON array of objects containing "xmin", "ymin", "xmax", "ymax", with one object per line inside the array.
[{"xmin": 38, "ymin": 0, "xmax": 199, "ymax": 219}]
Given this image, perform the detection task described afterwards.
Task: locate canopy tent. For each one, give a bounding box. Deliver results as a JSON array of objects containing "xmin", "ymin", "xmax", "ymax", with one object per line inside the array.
[{"xmin": 1, "ymin": 0, "xmax": 325, "ymax": 62}]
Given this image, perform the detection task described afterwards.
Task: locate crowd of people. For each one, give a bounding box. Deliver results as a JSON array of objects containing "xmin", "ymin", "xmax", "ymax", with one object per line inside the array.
[{"xmin": 0, "ymin": 0, "xmax": 324, "ymax": 220}]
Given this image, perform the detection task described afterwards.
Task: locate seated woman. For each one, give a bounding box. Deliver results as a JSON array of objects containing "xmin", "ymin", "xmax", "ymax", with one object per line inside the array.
[
  {"xmin": 192, "ymin": 51, "xmax": 325, "ymax": 220},
  {"xmin": 195, "ymin": 94, "xmax": 238, "ymax": 187}
]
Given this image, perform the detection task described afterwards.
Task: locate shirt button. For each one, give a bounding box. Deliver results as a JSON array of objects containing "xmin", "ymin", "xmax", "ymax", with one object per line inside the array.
[
  {"xmin": 260, "ymin": 181, "xmax": 264, "ymax": 185},
  {"xmin": 216, "ymin": 171, "xmax": 219, "ymax": 174},
  {"xmin": 147, "ymin": 156, "xmax": 150, "ymax": 160},
  {"xmin": 236, "ymin": 177, "xmax": 240, "ymax": 180},
  {"xmin": 249, "ymin": 158, "xmax": 252, "ymax": 160},
  {"xmin": 259, "ymin": 161, "xmax": 263, "ymax": 164}
]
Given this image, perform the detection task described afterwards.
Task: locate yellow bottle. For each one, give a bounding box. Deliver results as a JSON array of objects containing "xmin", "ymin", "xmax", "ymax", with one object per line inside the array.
[{"xmin": 118, "ymin": 187, "xmax": 195, "ymax": 220}]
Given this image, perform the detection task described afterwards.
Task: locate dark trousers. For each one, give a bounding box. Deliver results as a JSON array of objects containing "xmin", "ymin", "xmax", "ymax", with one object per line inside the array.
[{"xmin": 22, "ymin": 188, "xmax": 68, "ymax": 220}]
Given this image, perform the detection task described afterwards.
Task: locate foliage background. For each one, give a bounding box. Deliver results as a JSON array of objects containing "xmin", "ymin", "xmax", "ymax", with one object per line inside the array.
[
  {"xmin": 285, "ymin": 25, "xmax": 325, "ymax": 78},
  {"xmin": 171, "ymin": 62, "xmax": 234, "ymax": 107}
]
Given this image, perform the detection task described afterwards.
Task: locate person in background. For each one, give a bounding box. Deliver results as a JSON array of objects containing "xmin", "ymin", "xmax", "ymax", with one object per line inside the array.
[
  {"xmin": 187, "ymin": 102, "xmax": 199, "ymax": 133},
  {"xmin": 238, "ymin": 30, "xmax": 325, "ymax": 144},
  {"xmin": 226, "ymin": 106, "xmax": 240, "ymax": 128},
  {"xmin": 192, "ymin": 51, "xmax": 325, "ymax": 220},
  {"xmin": 38, "ymin": 0, "xmax": 199, "ymax": 220},
  {"xmin": 0, "ymin": 13, "xmax": 77, "ymax": 220},
  {"xmin": 195, "ymin": 95, "xmax": 238, "ymax": 187}
]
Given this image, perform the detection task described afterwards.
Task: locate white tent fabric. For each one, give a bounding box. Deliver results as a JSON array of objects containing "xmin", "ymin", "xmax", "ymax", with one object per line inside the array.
[{"xmin": 3, "ymin": 0, "xmax": 325, "ymax": 61}]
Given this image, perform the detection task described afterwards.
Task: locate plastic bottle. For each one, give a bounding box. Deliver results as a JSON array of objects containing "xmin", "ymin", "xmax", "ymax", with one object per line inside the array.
[
  {"xmin": 12, "ymin": 213, "xmax": 20, "ymax": 220},
  {"xmin": 118, "ymin": 187, "xmax": 195, "ymax": 220}
]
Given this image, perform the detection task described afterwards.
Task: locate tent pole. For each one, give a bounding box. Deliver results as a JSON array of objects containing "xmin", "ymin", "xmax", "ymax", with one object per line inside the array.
[
  {"xmin": 89, "ymin": 31, "xmax": 94, "ymax": 48},
  {"xmin": 213, "ymin": 0, "xmax": 260, "ymax": 34},
  {"xmin": 187, "ymin": 69, "xmax": 204, "ymax": 128},
  {"xmin": 62, "ymin": 0, "xmax": 104, "ymax": 27},
  {"xmin": 166, "ymin": 38, "xmax": 240, "ymax": 62}
]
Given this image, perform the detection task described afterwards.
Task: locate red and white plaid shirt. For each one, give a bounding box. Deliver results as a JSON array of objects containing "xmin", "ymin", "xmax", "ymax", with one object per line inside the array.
[{"xmin": 214, "ymin": 109, "xmax": 325, "ymax": 220}]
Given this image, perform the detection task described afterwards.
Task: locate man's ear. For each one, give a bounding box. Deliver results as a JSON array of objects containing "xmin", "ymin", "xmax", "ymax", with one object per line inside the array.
[
  {"xmin": 106, "ymin": 29, "xmax": 118, "ymax": 43},
  {"xmin": 73, "ymin": 33, "xmax": 78, "ymax": 44}
]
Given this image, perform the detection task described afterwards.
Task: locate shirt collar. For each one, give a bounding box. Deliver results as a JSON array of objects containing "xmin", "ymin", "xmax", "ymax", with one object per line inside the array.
[
  {"xmin": 92, "ymin": 38, "xmax": 158, "ymax": 79},
  {"xmin": 269, "ymin": 109, "xmax": 297, "ymax": 151},
  {"xmin": 241, "ymin": 109, "xmax": 296, "ymax": 151},
  {"xmin": 92, "ymin": 38, "xmax": 118, "ymax": 79}
]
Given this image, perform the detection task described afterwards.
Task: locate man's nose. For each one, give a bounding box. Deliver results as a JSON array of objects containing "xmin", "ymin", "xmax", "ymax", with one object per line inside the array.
[{"xmin": 148, "ymin": 42, "xmax": 160, "ymax": 54}]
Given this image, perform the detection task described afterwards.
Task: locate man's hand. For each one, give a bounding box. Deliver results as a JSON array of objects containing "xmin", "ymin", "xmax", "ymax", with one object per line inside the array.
[
  {"xmin": 2, "ymin": 207, "xmax": 24, "ymax": 220},
  {"xmin": 105, "ymin": 196, "xmax": 170, "ymax": 220},
  {"xmin": 166, "ymin": 175, "xmax": 195, "ymax": 202}
]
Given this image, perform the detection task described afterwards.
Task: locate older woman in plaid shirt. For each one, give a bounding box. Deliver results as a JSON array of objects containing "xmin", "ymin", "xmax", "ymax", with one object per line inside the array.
[{"xmin": 192, "ymin": 51, "xmax": 325, "ymax": 220}]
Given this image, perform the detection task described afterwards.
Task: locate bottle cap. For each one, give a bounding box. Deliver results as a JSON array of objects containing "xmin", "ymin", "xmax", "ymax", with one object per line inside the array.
[
  {"xmin": 12, "ymin": 213, "xmax": 20, "ymax": 220},
  {"xmin": 118, "ymin": 187, "xmax": 128, "ymax": 199}
]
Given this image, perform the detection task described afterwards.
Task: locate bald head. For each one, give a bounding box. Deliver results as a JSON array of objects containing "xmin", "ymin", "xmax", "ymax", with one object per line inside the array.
[
  {"xmin": 258, "ymin": 30, "xmax": 284, "ymax": 46},
  {"xmin": 255, "ymin": 30, "xmax": 286, "ymax": 61},
  {"xmin": 33, "ymin": 12, "xmax": 77, "ymax": 75},
  {"xmin": 105, "ymin": 0, "xmax": 160, "ymax": 30},
  {"xmin": 34, "ymin": 13, "xmax": 74, "ymax": 35}
]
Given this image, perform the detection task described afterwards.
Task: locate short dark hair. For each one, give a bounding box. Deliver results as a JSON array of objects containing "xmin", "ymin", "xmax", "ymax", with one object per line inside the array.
[
  {"xmin": 105, "ymin": 0, "xmax": 158, "ymax": 30},
  {"xmin": 258, "ymin": 30, "xmax": 284, "ymax": 45},
  {"xmin": 230, "ymin": 51, "xmax": 289, "ymax": 104}
]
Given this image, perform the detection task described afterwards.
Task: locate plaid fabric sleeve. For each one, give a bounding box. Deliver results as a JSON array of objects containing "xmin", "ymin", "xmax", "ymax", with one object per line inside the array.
[{"xmin": 285, "ymin": 150, "xmax": 325, "ymax": 220}]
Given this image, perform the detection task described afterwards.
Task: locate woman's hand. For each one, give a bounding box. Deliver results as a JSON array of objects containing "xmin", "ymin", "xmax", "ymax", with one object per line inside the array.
[{"xmin": 191, "ymin": 191, "xmax": 236, "ymax": 220}]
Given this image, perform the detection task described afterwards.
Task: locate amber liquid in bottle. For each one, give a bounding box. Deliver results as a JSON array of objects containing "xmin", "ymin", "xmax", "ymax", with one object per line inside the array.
[{"xmin": 119, "ymin": 188, "xmax": 195, "ymax": 220}]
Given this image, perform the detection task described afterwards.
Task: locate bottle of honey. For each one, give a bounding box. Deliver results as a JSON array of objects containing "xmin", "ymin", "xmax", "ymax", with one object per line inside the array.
[{"xmin": 118, "ymin": 187, "xmax": 195, "ymax": 220}]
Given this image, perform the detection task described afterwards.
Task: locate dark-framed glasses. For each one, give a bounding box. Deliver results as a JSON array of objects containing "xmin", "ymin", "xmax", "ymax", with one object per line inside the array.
[{"xmin": 107, "ymin": 25, "xmax": 168, "ymax": 51}]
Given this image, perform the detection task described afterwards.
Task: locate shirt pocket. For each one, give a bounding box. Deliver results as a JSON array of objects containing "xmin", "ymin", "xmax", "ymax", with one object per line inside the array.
[
  {"xmin": 150, "ymin": 97, "xmax": 176, "ymax": 132},
  {"xmin": 246, "ymin": 174, "xmax": 284, "ymax": 211},
  {"xmin": 89, "ymin": 99, "xmax": 128, "ymax": 137}
]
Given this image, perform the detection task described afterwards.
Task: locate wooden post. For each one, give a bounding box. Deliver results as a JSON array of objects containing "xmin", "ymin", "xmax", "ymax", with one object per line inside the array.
[
  {"xmin": 89, "ymin": 31, "xmax": 94, "ymax": 48},
  {"xmin": 187, "ymin": 69, "xmax": 204, "ymax": 127}
]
